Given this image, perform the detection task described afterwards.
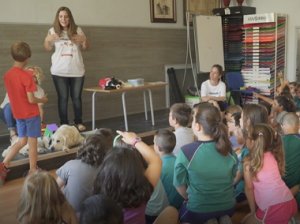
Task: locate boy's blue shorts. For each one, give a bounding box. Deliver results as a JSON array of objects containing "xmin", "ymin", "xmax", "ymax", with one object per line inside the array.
[{"xmin": 16, "ymin": 116, "xmax": 41, "ymax": 138}]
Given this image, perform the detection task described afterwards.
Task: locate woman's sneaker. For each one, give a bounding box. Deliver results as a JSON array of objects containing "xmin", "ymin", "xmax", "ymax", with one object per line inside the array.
[
  {"xmin": 76, "ymin": 124, "xmax": 86, "ymax": 132},
  {"xmin": 0, "ymin": 163, "xmax": 9, "ymax": 187}
]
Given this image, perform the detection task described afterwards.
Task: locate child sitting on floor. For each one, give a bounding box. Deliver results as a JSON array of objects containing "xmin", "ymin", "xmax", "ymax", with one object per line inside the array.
[
  {"xmin": 280, "ymin": 112, "xmax": 300, "ymax": 208},
  {"xmin": 174, "ymin": 103, "xmax": 237, "ymax": 224},
  {"xmin": 224, "ymin": 105, "xmax": 243, "ymax": 154},
  {"xmin": 243, "ymin": 124, "xmax": 297, "ymax": 224},
  {"xmin": 233, "ymin": 104, "xmax": 269, "ymax": 202},
  {"xmin": 0, "ymin": 93, "xmax": 17, "ymax": 142},
  {"xmin": 153, "ymin": 129, "xmax": 184, "ymax": 209},
  {"xmin": 94, "ymin": 130, "xmax": 162, "ymax": 224},
  {"xmin": 80, "ymin": 194, "xmax": 124, "ymax": 224},
  {"xmin": 168, "ymin": 103, "xmax": 194, "ymax": 155},
  {"xmin": 17, "ymin": 171, "xmax": 78, "ymax": 224},
  {"xmin": 56, "ymin": 128, "xmax": 113, "ymax": 212}
]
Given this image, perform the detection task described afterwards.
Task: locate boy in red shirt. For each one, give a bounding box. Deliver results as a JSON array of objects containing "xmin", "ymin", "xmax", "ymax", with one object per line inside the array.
[{"xmin": 0, "ymin": 41, "xmax": 48, "ymax": 186}]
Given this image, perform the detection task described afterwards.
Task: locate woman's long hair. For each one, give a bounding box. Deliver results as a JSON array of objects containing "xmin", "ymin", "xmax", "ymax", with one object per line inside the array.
[
  {"xmin": 53, "ymin": 6, "xmax": 78, "ymax": 39},
  {"xmin": 94, "ymin": 147, "xmax": 153, "ymax": 208},
  {"xmin": 194, "ymin": 103, "xmax": 231, "ymax": 155},
  {"xmin": 248, "ymin": 123, "xmax": 285, "ymax": 179},
  {"xmin": 17, "ymin": 172, "xmax": 66, "ymax": 224},
  {"xmin": 242, "ymin": 103, "xmax": 269, "ymax": 137}
]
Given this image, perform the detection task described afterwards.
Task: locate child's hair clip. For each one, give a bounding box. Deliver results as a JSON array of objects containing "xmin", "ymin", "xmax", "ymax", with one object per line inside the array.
[{"xmin": 113, "ymin": 134, "xmax": 121, "ymax": 147}]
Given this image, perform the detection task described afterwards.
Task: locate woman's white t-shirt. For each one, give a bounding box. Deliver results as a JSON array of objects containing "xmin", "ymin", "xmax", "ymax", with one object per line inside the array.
[
  {"xmin": 49, "ymin": 27, "xmax": 85, "ymax": 77},
  {"xmin": 201, "ymin": 80, "xmax": 226, "ymax": 98}
]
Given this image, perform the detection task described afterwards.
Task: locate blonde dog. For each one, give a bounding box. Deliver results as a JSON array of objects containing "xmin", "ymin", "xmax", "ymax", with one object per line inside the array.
[
  {"xmin": 1, "ymin": 125, "xmax": 83, "ymax": 158},
  {"xmin": 48, "ymin": 125, "xmax": 84, "ymax": 152}
]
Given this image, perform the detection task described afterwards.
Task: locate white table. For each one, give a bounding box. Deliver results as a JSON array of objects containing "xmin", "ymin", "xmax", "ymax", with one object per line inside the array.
[{"xmin": 84, "ymin": 82, "xmax": 167, "ymax": 131}]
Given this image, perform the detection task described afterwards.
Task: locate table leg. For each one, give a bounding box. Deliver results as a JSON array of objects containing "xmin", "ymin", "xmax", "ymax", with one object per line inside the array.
[
  {"xmin": 143, "ymin": 91, "xmax": 148, "ymax": 120},
  {"xmin": 122, "ymin": 92, "xmax": 128, "ymax": 131},
  {"xmin": 147, "ymin": 89, "xmax": 155, "ymax": 126},
  {"xmin": 92, "ymin": 92, "xmax": 96, "ymax": 130}
]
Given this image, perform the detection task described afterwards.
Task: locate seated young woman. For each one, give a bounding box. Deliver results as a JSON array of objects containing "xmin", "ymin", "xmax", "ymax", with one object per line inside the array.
[{"xmin": 200, "ymin": 64, "xmax": 227, "ymax": 111}]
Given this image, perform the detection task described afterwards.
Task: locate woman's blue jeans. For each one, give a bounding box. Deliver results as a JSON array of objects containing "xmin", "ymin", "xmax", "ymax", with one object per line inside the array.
[
  {"xmin": 0, "ymin": 103, "xmax": 16, "ymax": 130},
  {"xmin": 52, "ymin": 75, "xmax": 85, "ymax": 125}
]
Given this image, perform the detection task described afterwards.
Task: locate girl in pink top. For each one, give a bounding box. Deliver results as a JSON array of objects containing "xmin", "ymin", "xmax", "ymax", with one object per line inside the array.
[{"xmin": 242, "ymin": 124, "xmax": 297, "ymax": 224}]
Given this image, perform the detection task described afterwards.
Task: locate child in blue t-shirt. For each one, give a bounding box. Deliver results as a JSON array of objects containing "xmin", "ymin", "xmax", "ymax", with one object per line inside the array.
[{"xmin": 153, "ymin": 129, "xmax": 184, "ymax": 209}]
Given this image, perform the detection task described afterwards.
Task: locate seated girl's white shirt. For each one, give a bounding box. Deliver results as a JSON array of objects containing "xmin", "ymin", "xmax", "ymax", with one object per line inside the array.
[{"xmin": 200, "ymin": 80, "xmax": 226, "ymax": 98}]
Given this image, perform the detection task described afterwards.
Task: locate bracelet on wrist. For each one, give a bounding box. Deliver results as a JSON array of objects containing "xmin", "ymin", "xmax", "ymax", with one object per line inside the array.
[{"xmin": 132, "ymin": 137, "xmax": 142, "ymax": 148}]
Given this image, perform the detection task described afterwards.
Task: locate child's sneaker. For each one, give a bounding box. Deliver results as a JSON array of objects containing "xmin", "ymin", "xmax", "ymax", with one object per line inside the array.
[
  {"xmin": 219, "ymin": 215, "xmax": 232, "ymax": 224},
  {"xmin": 0, "ymin": 163, "xmax": 9, "ymax": 186}
]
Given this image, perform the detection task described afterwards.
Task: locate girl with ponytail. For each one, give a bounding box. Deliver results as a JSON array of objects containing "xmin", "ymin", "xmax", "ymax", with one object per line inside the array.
[
  {"xmin": 242, "ymin": 124, "xmax": 297, "ymax": 224},
  {"xmin": 174, "ymin": 103, "xmax": 237, "ymax": 224}
]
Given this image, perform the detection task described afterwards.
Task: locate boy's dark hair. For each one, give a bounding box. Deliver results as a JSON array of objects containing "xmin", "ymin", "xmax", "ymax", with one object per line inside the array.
[
  {"xmin": 80, "ymin": 194, "xmax": 123, "ymax": 224},
  {"xmin": 11, "ymin": 41, "xmax": 31, "ymax": 62},
  {"xmin": 154, "ymin": 129, "xmax": 176, "ymax": 154},
  {"xmin": 279, "ymin": 85, "xmax": 293, "ymax": 100},
  {"xmin": 95, "ymin": 128, "xmax": 114, "ymax": 148},
  {"xmin": 94, "ymin": 147, "xmax": 153, "ymax": 208},
  {"xmin": 170, "ymin": 103, "xmax": 192, "ymax": 127},
  {"xmin": 77, "ymin": 129, "xmax": 113, "ymax": 167},
  {"xmin": 275, "ymin": 95, "xmax": 296, "ymax": 112}
]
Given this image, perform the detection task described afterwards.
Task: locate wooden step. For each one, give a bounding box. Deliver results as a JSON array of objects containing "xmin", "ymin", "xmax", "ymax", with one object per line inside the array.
[{"xmin": 5, "ymin": 129, "xmax": 164, "ymax": 181}]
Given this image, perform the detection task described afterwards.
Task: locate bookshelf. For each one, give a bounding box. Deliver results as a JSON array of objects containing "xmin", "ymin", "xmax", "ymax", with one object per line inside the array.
[
  {"xmin": 242, "ymin": 13, "xmax": 288, "ymax": 99},
  {"xmin": 213, "ymin": 6, "xmax": 256, "ymax": 72}
]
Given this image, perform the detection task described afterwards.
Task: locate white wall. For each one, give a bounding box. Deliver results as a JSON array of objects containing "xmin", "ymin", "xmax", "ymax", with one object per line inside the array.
[
  {"xmin": 0, "ymin": 0, "xmax": 299, "ymax": 80},
  {"xmin": 0, "ymin": 0, "xmax": 185, "ymax": 28}
]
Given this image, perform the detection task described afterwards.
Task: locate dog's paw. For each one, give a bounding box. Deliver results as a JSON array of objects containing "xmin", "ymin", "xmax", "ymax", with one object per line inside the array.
[
  {"xmin": 19, "ymin": 151, "xmax": 29, "ymax": 156},
  {"xmin": 19, "ymin": 147, "xmax": 29, "ymax": 156},
  {"xmin": 62, "ymin": 146, "xmax": 69, "ymax": 153}
]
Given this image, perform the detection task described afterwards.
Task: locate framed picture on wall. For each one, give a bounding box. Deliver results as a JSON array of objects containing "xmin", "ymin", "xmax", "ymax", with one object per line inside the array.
[
  {"xmin": 150, "ymin": 0, "xmax": 176, "ymax": 23},
  {"xmin": 184, "ymin": 0, "xmax": 220, "ymax": 25}
]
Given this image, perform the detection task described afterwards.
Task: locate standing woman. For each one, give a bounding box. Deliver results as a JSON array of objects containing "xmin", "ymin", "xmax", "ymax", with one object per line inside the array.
[{"xmin": 44, "ymin": 6, "xmax": 88, "ymax": 131}]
